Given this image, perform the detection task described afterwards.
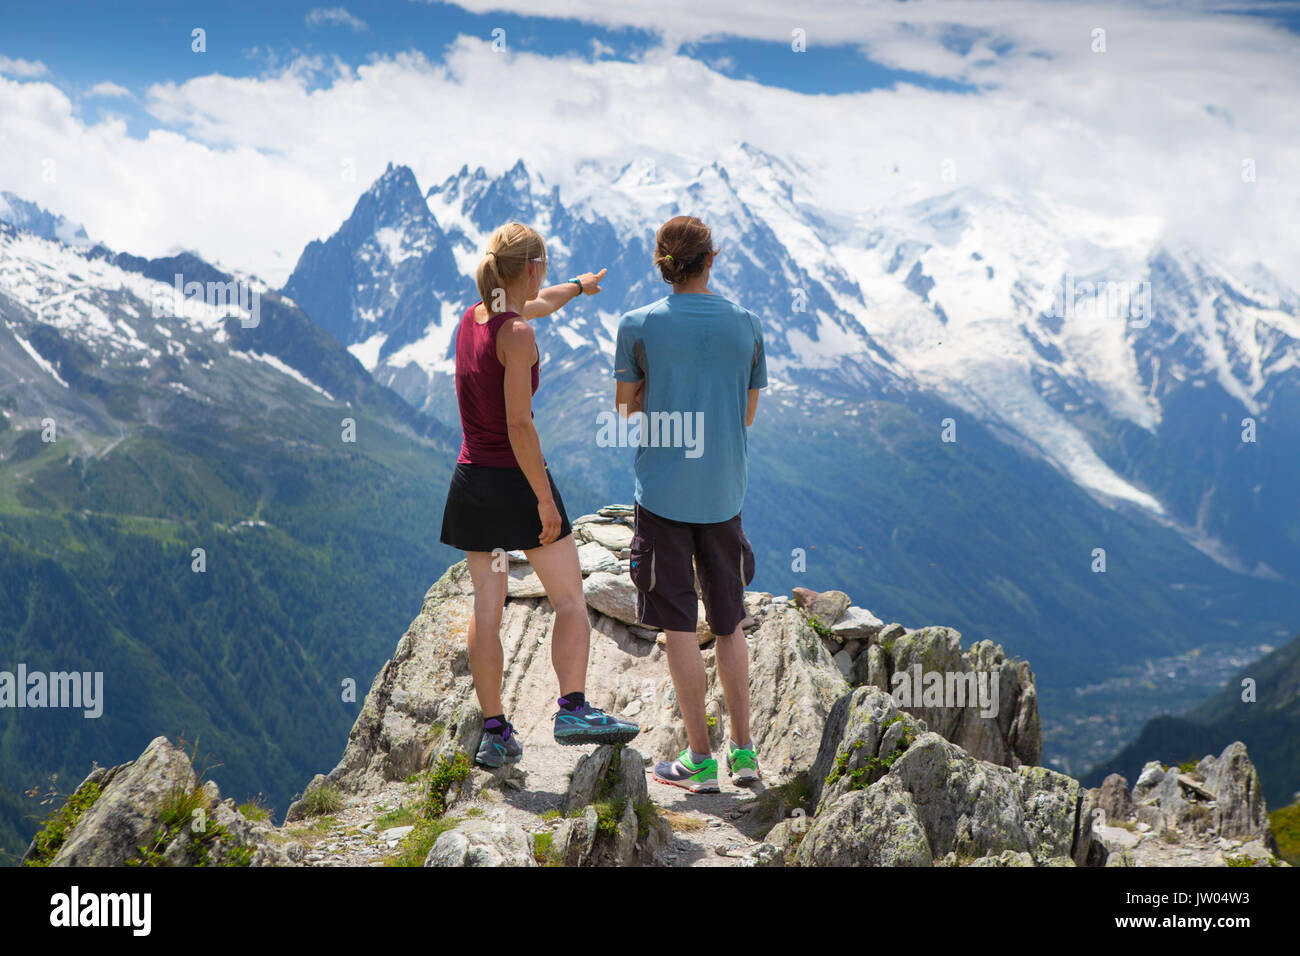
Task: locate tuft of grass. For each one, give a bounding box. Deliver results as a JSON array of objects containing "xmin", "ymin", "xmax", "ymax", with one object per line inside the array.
[
  {"xmin": 385, "ymin": 816, "xmax": 460, "ymax": 867},
  {"xmin": 296, "ymin": 783, "xmax": 344, "ymax": 818},
  {"xmin": 129, "ymin": 782, "xmax": 252, "ymax": 867},
  {"xmin": 633, "ymin": 799, "xmax": 658, "ymax": 841},
  {"xmin": 385, "ymin": 749, "xmax": 473, "ymax": 867},
  {"xmin": 532, "ymin": 831, "xmax": 558, "ymax": 866},
  {"xmin": 375, "ymin": 806, "xmax": 416, "ymax": 830},
  {"xmin": 662, "ymin": 809, "xmax": 706, "ymax": 832},
  {"xmin": 237, "ymin": 795, "xmax": 271, "ymax": 822}
]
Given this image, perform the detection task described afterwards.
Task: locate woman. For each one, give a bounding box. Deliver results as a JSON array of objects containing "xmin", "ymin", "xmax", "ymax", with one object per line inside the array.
[{"xmin": 440, "ymin": 221, "xmax": 640, "ymax": 768}]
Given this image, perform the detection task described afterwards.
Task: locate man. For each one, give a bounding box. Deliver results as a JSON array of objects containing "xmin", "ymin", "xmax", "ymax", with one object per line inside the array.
[{"xmin": 612, "ymin": 215, "xmax": 767, "ymax": 793}]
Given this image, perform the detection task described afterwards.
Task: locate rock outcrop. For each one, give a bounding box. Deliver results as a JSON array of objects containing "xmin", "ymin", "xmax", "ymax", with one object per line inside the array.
[
  {"xmin": 425, "ymin": 820, "xmax": 538, "ymax": 868},
  {"xmin": 794, "ymin": 687, "xmax": 1089, "ymax": 867},
  {"xmin": 1084, "ymin": 743, "xmax": 1281, "ymax": 865},
  {"xmin": 548, "ymin": 744, "xmax": 672, "ymax": 866},
  {"xmin": 23, "ymin": 736, "xmax": 284, "ymax": 867}
]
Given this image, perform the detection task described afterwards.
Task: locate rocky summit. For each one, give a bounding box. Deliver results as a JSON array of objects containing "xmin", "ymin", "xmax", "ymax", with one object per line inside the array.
[{"xmin": 23, "ymin": 508, "xmax": 1290, "ymax": 868}]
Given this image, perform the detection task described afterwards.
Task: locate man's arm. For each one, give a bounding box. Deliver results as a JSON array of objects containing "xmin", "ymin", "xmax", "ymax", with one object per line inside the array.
[
  {"xmin": 522, "ymin": 269, "xmax": 607, "ymax": 319},
  {"xmin": 616, "ymin": 380, "xmax": 643, "ymax": 418},
  {"xmin": 747, "ymin": 311, "xmax": 767, "ymax": 427},
  {"xmin": 499, "ymin": 319, "xmax": 561, "ymax": 545},
  {"xmin": 612, "ymin": 312, "xmax": 644, "ymax": 417}
]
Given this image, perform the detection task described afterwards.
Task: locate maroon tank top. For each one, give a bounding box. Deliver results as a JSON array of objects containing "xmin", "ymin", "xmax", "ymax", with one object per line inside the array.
[{"xmin": 454, "ymin": 302, "xmax": 540, "ymax": 467}]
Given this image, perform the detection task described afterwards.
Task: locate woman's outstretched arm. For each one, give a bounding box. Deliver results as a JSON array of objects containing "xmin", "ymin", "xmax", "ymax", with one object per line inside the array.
[{"xmin": 521, "ymin": 269, "xmax": 607, "ymax": 319}]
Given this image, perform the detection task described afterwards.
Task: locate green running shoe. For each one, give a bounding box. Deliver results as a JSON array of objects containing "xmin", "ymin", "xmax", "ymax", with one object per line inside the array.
[
  {"xmin": 726, "ymin": 742, "xmax": 760, "ymax": 784},
  {"xmin": 652, "ymin": 749, "xmax": 720, "ymax": 794}
]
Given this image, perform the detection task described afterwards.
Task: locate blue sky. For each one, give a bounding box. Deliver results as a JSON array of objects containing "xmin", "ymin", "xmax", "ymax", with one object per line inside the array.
[
  {"xmin": 0, "ymin": 0, "xmax": 977, "ymax": 126},
  {"xmin": 1, "ymin": 0, "xmax": 1298, "ymax": 284}
]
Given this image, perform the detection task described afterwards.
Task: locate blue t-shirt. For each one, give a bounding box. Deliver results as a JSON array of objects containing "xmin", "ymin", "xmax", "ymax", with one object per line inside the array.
[{"xmin": 612, "ymin": 292, "xmax": 767, "ymax": 523}]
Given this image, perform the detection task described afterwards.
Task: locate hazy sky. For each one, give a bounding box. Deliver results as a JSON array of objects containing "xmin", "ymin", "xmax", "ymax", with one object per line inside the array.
[{"xmin": 1, "ymin": 0, "xmax": 1297, "ymax": 286}]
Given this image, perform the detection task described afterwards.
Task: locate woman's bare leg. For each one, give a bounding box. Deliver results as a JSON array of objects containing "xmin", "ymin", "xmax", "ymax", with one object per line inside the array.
[
  {"xmin": 465, "ymin": 550, "xmax": 509, "ymax": 716},
  {"xmin": 522, "ymin": 533, "xmax": 589, "ymax": 695}
]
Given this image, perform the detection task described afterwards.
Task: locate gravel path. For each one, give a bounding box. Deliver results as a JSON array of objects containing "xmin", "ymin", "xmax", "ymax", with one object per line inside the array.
[{"xmin": 280, "ymin": 739, "xmax": 777, "ymax": 867}]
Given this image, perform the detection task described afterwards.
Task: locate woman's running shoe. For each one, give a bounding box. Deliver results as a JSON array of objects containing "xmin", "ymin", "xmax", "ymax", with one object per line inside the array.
[
  {"xmin": 552, "ymin": 701, "xmax": 641, "ymax": 745},
  {"xmin": 475, "ymin": 721, "xmax": 523, "ymax": 768},
  {"xmin": 652, "ymin": 750, "xmax": 720, "ymax": 793}
]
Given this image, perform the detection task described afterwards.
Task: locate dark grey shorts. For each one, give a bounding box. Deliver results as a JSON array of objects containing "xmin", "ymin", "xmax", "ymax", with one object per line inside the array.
[{"xmin": 629, "ymin": 502, "xmax": 756, "ymax": 634}]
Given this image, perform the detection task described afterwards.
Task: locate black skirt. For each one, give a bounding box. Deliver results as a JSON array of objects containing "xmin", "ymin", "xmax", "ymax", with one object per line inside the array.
[{"xmin": 440, "ymin": 462, "xmax": 573, "ymax": 552}]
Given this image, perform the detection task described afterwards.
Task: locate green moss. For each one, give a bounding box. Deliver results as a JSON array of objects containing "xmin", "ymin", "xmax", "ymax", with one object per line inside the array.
[
  {"xmin": 633, "ymin": 800, "xmax": 658, "ymax": 841},
  {"xmin": 594, "ymin": 799, "xmax": 626, "ymax": 835},
  {"xmin": 805, "ymin": 614, "xmax": 833, "ymax": 640},
  {"xmin": 824, "ymin": 724, "xmax": 913, "ymax": 793}
]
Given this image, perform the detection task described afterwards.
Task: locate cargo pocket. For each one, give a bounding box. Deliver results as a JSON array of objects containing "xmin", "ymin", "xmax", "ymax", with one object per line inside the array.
[
  {"xmin": 630, "ymin": 539, "xmax": 656, "ymax": 593},
  {"xmin": 740, "ymin": 534, "xmax": 756, "ymax": 587}
]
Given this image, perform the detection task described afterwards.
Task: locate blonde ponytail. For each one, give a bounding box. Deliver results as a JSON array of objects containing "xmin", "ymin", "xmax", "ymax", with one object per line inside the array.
[{"xmin": 476, "ymin": 222, "xmax": 546, "ymax": 315}]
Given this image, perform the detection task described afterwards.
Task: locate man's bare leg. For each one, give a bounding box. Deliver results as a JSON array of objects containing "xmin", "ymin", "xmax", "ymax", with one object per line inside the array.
[
  {"xmin": 663, "ymin": 629, "xmax": 713, "ymax": 755},
  {"xmin": 712, "ymin": 625, "xmax": 751, "ymax": 747}
]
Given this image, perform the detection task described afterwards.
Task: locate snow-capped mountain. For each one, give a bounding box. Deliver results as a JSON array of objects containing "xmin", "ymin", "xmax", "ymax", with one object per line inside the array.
[
  {"xmin": 0, "ymin": 213, "xmax": 455, "ymax": 464},
  {"xmin": 0, "ymin": 191, "xmax": 92, "ymax": 248},
  {"xmin": 283, "ymin": 148, "xmax": 1300, "ymax": 584}
]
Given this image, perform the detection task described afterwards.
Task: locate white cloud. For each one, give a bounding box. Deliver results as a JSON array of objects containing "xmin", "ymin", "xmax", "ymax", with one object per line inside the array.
[
  {"xmin": 306, "ymin": 7, "xmax": 368, "ymax": 32},
  {"xmin": 0, "ymin": 1, "xmax": 1295, "ymax": 290},
  {"xmin": 0, "ymin": 55, "xmax": 49, "ymax": 78},
  {"xmin": 86, "ymin": 81, "xmax": 131, "ymax": 99}
]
